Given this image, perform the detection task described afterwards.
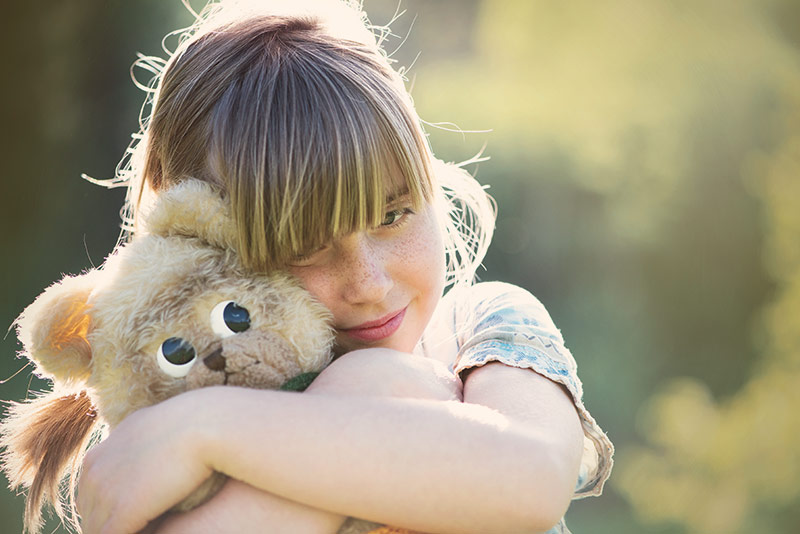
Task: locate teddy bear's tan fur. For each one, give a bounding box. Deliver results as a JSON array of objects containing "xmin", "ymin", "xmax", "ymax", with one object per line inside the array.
[{"xmin": 0, "ymin": 181, "xmax": 336, "ymax": 533}]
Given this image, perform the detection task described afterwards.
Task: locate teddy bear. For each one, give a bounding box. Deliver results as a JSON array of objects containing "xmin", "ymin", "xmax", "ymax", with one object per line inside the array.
[{"xmin": 0, "ymin": 180, "xmax": 418, "ymax": 534}]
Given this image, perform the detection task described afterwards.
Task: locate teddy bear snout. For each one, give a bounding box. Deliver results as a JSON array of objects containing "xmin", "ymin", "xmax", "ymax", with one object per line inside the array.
[{"xmin": 203, "ymin": 347, "xmax": 226, "ymax": 371}]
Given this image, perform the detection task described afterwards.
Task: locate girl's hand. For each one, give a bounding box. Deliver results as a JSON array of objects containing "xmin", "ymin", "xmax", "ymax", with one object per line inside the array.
[
  {"xmin": 307, "ymin": 348, "xmax": 463, "ymax": 401},
  {"xmin": 77, "ymin": 390, "xmax": 215, "ymax": 534}
]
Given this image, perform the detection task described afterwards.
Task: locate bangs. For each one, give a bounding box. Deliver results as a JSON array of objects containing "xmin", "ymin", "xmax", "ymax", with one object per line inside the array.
[
  {"xmin": 279, "ymin": 64, "xmax": 433, "ymax": 254},
  {"xmin": 213, "ymin": 31, "xmax": 435, "ymax": 272}
]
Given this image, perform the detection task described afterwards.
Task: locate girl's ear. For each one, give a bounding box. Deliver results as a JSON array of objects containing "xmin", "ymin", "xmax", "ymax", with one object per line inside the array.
[{"xmin": 16, "ymin": 270, "xmax": 102, "ymax": 385}]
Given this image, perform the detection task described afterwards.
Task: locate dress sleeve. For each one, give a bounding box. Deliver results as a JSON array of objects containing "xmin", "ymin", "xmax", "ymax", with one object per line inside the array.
[{"xmin": 451, "ymin": 281, "xmax": 614, "ymax": 498}]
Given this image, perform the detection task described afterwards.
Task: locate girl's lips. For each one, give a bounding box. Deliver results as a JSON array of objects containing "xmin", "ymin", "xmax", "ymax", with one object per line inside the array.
[{"xmin": 341, "ymin": 308, "xmax": 406, "ymax": 342}]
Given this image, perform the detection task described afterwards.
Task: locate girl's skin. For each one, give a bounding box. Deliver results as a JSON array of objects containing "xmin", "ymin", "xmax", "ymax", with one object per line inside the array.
[{"xmin": 76, "ymin": 192, "xmax": 585, "ymax": 534}]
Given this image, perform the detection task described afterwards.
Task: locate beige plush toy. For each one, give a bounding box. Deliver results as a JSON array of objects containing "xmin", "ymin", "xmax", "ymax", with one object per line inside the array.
[{"xmin": 0, "ymin": 180, "xmax": 341, "ymax": 533}]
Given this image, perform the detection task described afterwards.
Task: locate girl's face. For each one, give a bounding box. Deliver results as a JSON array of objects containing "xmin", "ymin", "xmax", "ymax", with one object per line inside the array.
[{"xmin": 287, "ymin": 193, "xmax": 446, "ymax": 356}]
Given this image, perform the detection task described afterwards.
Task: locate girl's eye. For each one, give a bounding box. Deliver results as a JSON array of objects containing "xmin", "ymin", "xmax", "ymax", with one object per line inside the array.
[
  {"xmin": 157, "ymin": 337, "xmax": 197, "ymax": 378},
  {"xmin": 210, "ymin": 301, "xmax": 251, "ymax": 338},
  {"xmin": 381, "ymin": 208, "xmax": 412, "ymax": 227}
]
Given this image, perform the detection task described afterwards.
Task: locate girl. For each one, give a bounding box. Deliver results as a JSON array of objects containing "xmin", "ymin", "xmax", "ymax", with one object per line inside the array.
[{"xmin": 77, "ymin": 1, "xmax": 613, "ymax": 533}]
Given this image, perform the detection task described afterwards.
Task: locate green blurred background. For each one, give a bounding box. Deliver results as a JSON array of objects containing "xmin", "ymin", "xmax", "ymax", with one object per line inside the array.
[{"xmin": 1, "ymin": 1, "xmax": 798, "ymax": 532}]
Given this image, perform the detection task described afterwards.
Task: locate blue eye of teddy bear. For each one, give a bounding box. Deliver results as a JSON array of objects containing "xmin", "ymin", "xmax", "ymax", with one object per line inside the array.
[
  {"xmin": 160, "ymin": 337, "xmax": 196, "ymax": 364},
  {"xmin": 210, "ymin": 301, "xmax": 251, "ymax": 338},
  {"xmin": 157, "ymin": 337, "xmax": 197, "ymax": 378}
]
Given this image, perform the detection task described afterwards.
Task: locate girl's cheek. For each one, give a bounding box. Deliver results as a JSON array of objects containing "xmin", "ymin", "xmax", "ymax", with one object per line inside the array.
[
  {"xmin": 288, "ymin": 267, "xmax": 338, "ymax": 314},
  {"xmin": 404, "ymin": 208, "xmax": 446, "ymax": 294}
]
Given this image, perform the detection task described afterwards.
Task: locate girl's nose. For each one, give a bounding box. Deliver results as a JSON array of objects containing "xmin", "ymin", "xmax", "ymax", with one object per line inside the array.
[{"xmin": 340, "ymin": 237, "xmax": 393, "ymax": 305}]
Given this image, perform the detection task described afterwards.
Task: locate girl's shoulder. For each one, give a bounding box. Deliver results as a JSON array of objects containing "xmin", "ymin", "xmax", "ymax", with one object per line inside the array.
[
  {"xmin": 420, "ymin": 281, "xmax": 557, "ymax": 366},
  {"xmin": 439, "ymin": 281, "xmax": 558, "ymax": 339}
]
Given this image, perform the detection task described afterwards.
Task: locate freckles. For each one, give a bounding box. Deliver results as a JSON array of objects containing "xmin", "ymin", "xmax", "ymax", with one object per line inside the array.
[
  {"xmin": 289, "ymin": 268, "xmax": 334, "ymax": 308},
  {"xmin": 394, "ymin": 211, "xmax": 445, "ymax": 280}
]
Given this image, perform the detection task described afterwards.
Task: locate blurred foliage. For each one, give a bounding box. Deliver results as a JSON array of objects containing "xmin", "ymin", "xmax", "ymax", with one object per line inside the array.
[
  {"xmin": 616, "ymin": 82, "xmax": 800, "ymax": 532},
  {"xmin": 1, "ymin": 0, "xmax": 798, "ymax": 533}
]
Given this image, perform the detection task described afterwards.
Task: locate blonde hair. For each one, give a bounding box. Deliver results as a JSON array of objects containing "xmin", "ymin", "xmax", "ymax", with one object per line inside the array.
[{"xmin": 111, "ymin": 0, "xmax": 494, "ymax": 287}]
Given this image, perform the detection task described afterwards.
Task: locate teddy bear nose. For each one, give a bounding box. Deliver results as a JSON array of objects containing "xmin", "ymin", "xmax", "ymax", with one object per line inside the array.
[{"xmin": 203, "ymin": 347, "xmax": 226, "ymax": 371}]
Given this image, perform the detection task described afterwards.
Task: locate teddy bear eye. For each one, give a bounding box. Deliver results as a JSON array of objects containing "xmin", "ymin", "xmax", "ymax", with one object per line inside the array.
[
  {"xmin": 210, "ymin": 300, "xmax": 251, "ymax": 338},
  {"xmin": 157, "ymin": 337, "xmax": 197, "ymax": 378}
]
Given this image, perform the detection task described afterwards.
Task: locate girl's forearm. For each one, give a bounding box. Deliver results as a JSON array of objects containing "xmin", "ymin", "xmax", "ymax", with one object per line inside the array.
[
  {"xmin": 195, "ymin": 387, "xmax": 572, "ymax": 534},
  {"xmin": 154, "ymin": 479, "xmax": 345, "ymax": 534}
]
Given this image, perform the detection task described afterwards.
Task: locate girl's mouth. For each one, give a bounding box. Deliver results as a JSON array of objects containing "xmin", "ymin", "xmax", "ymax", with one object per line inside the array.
[{"xmin": 341, "ymin": 308, "xmax": 406, "ymax": 342}]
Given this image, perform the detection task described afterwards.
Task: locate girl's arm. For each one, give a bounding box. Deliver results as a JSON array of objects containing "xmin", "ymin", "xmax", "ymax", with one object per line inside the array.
[
  {"xmin": 148, "ymin": 479, "xmax": 345, "ymax": 534},
  {"xmin": 78, "ymin": 350, "xmax": 583, "ymax": 534},
  {"xmin": 138, "ymin": 349, "xmax": 461, "ymax": 534}
]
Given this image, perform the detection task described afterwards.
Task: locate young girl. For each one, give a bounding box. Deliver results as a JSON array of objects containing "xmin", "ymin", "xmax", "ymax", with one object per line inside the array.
[{"xmin": 76, "ymin": 1, "xmax": 613, "ymax": 533}]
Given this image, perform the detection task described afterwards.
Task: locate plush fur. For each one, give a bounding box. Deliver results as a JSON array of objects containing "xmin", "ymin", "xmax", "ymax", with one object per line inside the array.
[{"xmin": 1, "ymin": 181, "xmax": 335, "ymax": 533}]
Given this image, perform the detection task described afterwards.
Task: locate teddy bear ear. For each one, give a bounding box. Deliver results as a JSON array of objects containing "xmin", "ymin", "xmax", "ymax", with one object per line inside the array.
[
  {"xmin": 15, "ymin": 270, "xmax": 102, "ymax": 385},
  {"xmin": 140, "ymin": 179, "xmax": 238, "ymax": 250}
]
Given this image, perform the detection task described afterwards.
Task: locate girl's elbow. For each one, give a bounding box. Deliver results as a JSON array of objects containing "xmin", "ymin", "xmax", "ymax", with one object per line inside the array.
[
  {"xmin": 511, "ymin": 491, "xmax": 572, "ymax": 534},
  {"xmin": 485, "ymin": 470, "xmax": 575, "ymax": 534},
  {"xmin": 514, "ymin": 498, "xmax": 571, "ymax": 534},
  {"xmin": 515, "ymin": 443, "xmax": 581, "ymax": 532},
  {"xmin": 494, "ymin": 508, "xmax": 566, "ymax": 534}
]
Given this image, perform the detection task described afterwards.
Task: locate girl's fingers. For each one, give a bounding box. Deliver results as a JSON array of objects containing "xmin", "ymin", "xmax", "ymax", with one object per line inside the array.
[
  {"xmin": 77, "ymin": 448, "xmax": 106, "ymax": 533},
  {"xmin": 76, "ymin": 395, "xmax": 215, "ymax": 533},
  {"xmin": 78, "ymin": 443, "xmax": 133, "ymax": 534}
]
